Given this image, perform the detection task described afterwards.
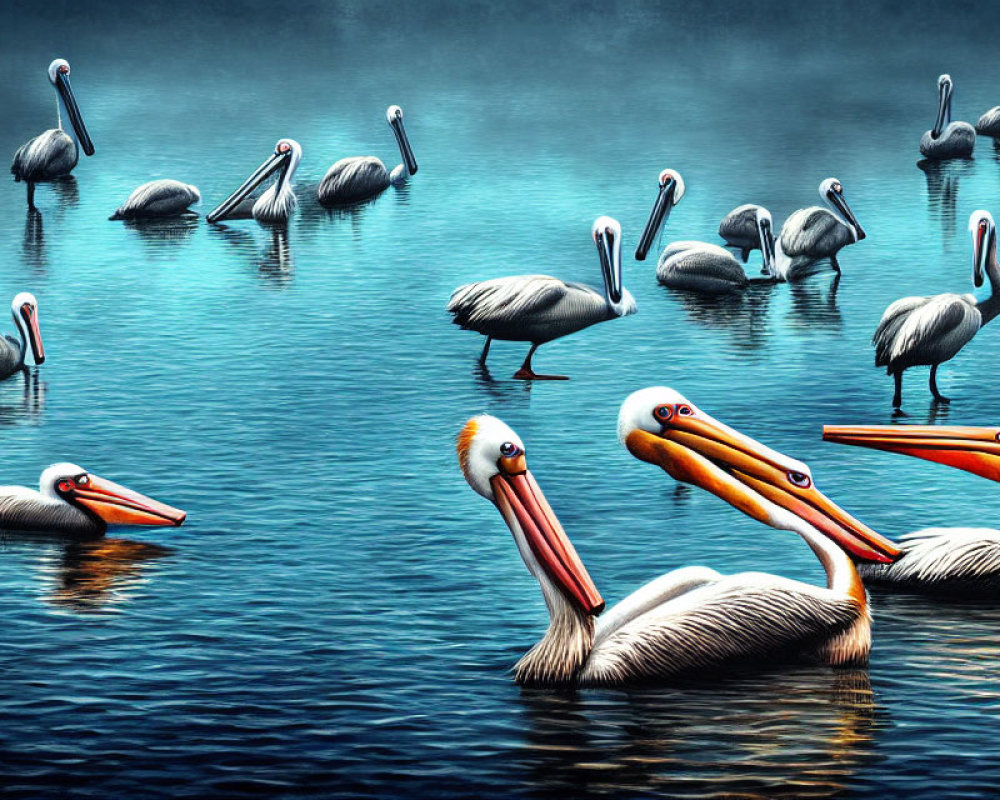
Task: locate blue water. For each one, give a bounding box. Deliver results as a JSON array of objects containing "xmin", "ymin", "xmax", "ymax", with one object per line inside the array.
[{"xmin": 2, "ymin": 1, "xmax": 1000, "ymax": 797}]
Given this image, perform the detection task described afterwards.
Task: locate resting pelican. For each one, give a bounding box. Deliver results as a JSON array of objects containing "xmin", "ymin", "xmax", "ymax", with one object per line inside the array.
[
  {"xmin": 920, "ymin": 75, "xmax": 975, "ymax": 160},
  {"xmin": 633, "ymin": 169, "xmax": 685, "ymax": 261},
  {"xmin": 11, "ymin": 59, "xmax": 95, "ymax": 210},
  {"xmin": 0, "ymin": 463, "xmax": 185, "ymax": 537},
  {"xmin": 719, "ymin": 204, "xmax": 773, "ymax": 262},
  {"xmin": 776, "ymin": 179, "xmax": 865, "ymax": 280},
  {"xmin": 207, "ymin": 139, "xmax": 301, "ymax": 225},
  {"xmin": 317, "ymin": 105, "xmax": 417, "ymax": 207},
  {"xmin": 0, "ymin": 293, "xmax": 44, "ymax": 381},
  {"xmin": 874, "ymin": 210, "xmax": 1000, "ymax": 411},
  {"xmin": 448, "ymin": 216, "xmax": 635, "ymax": 380},
  {"xmin": 976, "ymin": 106, "xmax": 1000, "ymax": 139},
  {"xmin": 823, "ymin": 425, "xmax": 1000, "ymax": 596},
  {"xmin": 110, "ymin": 180, "xmax": 200, "ymax": 220}
]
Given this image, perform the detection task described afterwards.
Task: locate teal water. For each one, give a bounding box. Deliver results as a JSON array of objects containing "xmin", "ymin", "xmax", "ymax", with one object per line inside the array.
[{"xmin": 2, "ymin": 1, "xmax": 1000, "ymax": 797}]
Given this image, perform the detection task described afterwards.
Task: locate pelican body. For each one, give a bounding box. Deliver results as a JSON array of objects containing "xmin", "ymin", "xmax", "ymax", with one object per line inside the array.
[
  {"xmin": 920, "ymin": 75, "xmax": 975, "ymax": 160},
  {"xmin": 976, "ymin": 107, "xmax": 1000, "ymax": 139},
  {"xmin": 11, "ymin": 59, "xmax": 95, "ymax": 210},
  {"xmin": 0, "ymin": 463, "xmax": 185, "ymax": 537},
  {"xmin": 207, "ymin": 139, "xmax": 301, "ymax": 225},
  {"xmin": 874, "ymin": 210, "xmax": 1000, "ymax": 411},
  {"xmin": 317, "ymin": 105, "xmax": 417, "ymax": 207},
  {"xmin": 719, "ymin": 204, "xmax": 773, "ymax": 262},
  {"xmin": 776, "ymin": 179, "xmax": 865, "ymax": 280},
  {"xmin": 448, "ymin": 216, "xmax": 635, "ymax": 380},
  {"xmin": 0, "ymin": 293, "xmax": 44, "ymax": 381},
  {"xmin": 110, "ymin": 180, "xmax": 200, "ymax": 221}
]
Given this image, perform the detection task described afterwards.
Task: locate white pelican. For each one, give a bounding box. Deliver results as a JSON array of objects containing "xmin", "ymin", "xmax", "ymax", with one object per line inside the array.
[
  {"xmin": 920, "ymin": 75, "xmax": 975, "ymax": 160},
  {"xmin": 776, "ymin": 179, "xmax": 865, "ymax": 280},
  {"xmin": 0, "ymin": 293, "xmax": 44, "ymax": 381},
  {"xmin": 317, "ymin": 105, "xmax": 417, "ymax": 207},
  {"xmin": 823, "ymin": 424, "xmax": 1000, "ymax": 597},
  {"xmin": 110, "ymin": 180, "xmax": 200, "ymax": 221},
  {"xmin": 207, "ymin": 139, "xmax": 301, "ymax": 225},
  {"xmin": 447, "ymin": 216, "xmax": 635, "ymax": 380},
  {"xmin": 976, "ymin": 106, "xmax": 1000, "ymax": 139},
  {"xmin": 633, "ymin": 169, "xmax": 685, "ymax": 261},
  {"xmin": 874, "ymin": 210, "xmax": 1000, "ymax": 411},
  {"xmin": 719, "ymin": 204, "xmax": 774, "ymax": 262},
  {"xmin": 0, "ymin": 464, "xmax": 185, "ymax": 537},
  {"xmin": 11, "ymin": 59, "xmax": 95, "ymax": 210}
]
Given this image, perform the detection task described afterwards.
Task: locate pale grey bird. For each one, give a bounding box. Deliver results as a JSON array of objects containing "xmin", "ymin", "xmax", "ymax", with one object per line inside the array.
[
  {"xmin": 110, "ymin": 179, "xmax": 200, "ymax": 221},
  {"xmin": 207, "ymin": 139, "xmax": 301, "ymax": 225},
  {"xmin": 0, "ymin": 463, "xmax": 185, "ymax": 537},
  {"xmin": 11, "ymin": 59, "xmax": 95, "ymax": 210},
  {"xmin": 920, "ymin": 74, "xmax": 975, "ymax": 160},
  {"xmin": 975, "ymin": 106, "xmax": 1000, "ymax": 139},
  {"xmin": 776, "ymin": 178, "xmax": 865, "ymax": 280},
  {"xmin": 873, "ymin": 210, "xmax": 1000, "ymax": 412},
  {"xmin": 633, "ymin": 169, "xmax": 685, "ymax": 261},
  {"xmin": 317, "ymin": 105, "xmax": 417, "ymax": 207},
  {"xmin": 448, "ymin": 216, "xmax": 635, "ymax": 380},
  {"xmin": 719, "ymin": 203, "xmax": 773, "ymax": 262},
  {"xmin": 0, "ymin": 292, "xmax": 44, "ymax": 381}
]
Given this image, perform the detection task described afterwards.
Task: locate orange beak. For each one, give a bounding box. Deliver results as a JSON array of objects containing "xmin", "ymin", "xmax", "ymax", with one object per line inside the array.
[
  {"xmin": 71, "ymin": 474, "xmax": 186, "ymax": 528},
  {"xmin": 823, "ymin": 425, "xmax": 1000, "ymax": 484},
  {"xmin": 20, "ymin": 303, "xmax": 44, "ymax": 365}
]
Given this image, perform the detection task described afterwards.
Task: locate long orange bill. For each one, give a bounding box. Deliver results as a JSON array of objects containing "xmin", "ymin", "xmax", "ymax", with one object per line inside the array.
[
  {"xmin": 20, "ymin": 303, "xmax": 44, "ymax": 365},
  {"xmin": 72, "ymin": 475, "xmax": 187, "ymax": 527}
]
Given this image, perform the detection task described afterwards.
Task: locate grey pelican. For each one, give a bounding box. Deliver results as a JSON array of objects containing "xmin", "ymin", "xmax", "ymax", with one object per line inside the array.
[
  {"xmin": 0, "ymin": 293, "xmax": 44, "ymax": 381},
  {"xmin": 317, "ymin": 105, "xmax": 417, "ymax": 207},
  {"xmin": 823, "ymin": 424, "xmax": 1000, "ymax": 597},
  {"xmin": 633, "ymin": 169, "xmax": 685, "ymax": 261},
  {"xmin": 0, "ymin": 463, "xmax": 185, "ymax": 537},
  {"xmin": 975, "ymin": 106, "xmax": 1000, "ymax": 139},
  {"xmin": 776, "ymin": 179, "xmax": 865, "ymax": 280},
  {"xmin": 207, "ymin": 139, "xmax": 301, "ymax": 225},
  {"xmin": 11, "ymin": 59, "xmax": 95, "ymax": 210},
  {"xmin": 110, "ymin": 180, "xmax": 200, "ymax": 221},
  {"xmin": 447, "ymin": 216, "xmax": 635, "ymax": 380},
  {"xmin": 920, "ymin": 75, "xmax": 975, "ymax": 160},
  {"xmin": 719, "ymin": 204, "xmax": 773, "ymax": 262},
  {"xmin": 873, "ymin": 210, "xmax": 1000, "ymax": 411}
]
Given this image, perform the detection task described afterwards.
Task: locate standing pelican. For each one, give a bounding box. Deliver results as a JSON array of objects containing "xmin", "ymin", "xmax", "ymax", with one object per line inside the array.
[
  {"xmin": 976, "ymin": 106, "xmax": 1000, "ymax": 140},
  {"xmin": 633, "ymin": 169, "xmax": 686, "ymax": 261},
  {"xmin": 776, "ymin": 179, "xmax": 866, "ymax": 280},
  {"xmin": 447, "ymin": 217, "xmax": 635, "ymax": 380},
  {"xmin": 207, "ymin": 139, "xmax": 301, "ymax": 225},
  {"xmin": 823, "ymin": 425, "xmax": 1000, "ymax": 597},
  {"xmin": 110, "ymin": 180, "xmax": 200, "ymax": 221},
  {"xmin": 0, "ymin": 293, "xmax": 44, "ymax": 381},
  {"xmin": 719, "ymin": 204, "xmax": 774, "ymax": 262},
  {"xmin": 317, "ymin": 105, "xmax": 417, "ymax": 207},
  {"xmin": 0, "ymin": 463, "xmax": 185, "ymax": 537},
  {"xmin": 920, "ymin": 75, "xmax": 975, "ymax": 160},
  {"xmin": 11, "ymin": 59, "xmax": 95, "ymax": 210},
  {"xmin": 874, "ymin": 210, "xmax": 1000, "ymax": 411}
]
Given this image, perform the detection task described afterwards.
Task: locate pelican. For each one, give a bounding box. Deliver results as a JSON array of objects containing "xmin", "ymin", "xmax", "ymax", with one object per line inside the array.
[
  {"xmin": 873, "ymin": 210, "xmax": 1000, "ymax": 411},
  {"xmin": 11, "ymin": 59, "xmax": 95, "ymax": 210},
  {"xmin": 207, "ymin": 139, "xmax": 301, "ymax": 225},
  {"xmin": 0, "ymin": 464, "xmax": 185, "ymax": 537},
  {"xmin": 633, "ymin": 169, "xmax": 685, "ymax": 262},
  {"xmin": 447, "ymin": 216, "xmax": 635, "ymax": 380},
  {"xmin": 976, "ymin": 106, "xmax": 1000, "ymax": 139},
  {"xmin": 920, "ymin": 74, "xmax": 975, "ymax": 160},
  {"xmin": 823, "ymin": 425, "xmax": 1000, "ymax": 596},
  {"xmin": 317, "ymin": 105, "xmax": 417, "ymax": 207},
  {"xmin": 0, "ymin": 293, "xmax": 44, "ymax": 381},
  {"xmin": 719, "ymin": 204, "xmax": 773, "ymax": 262},
  {"xmin": 110, "ymin": 180, "xmax": 200, "ymax": 221},
  {"xmin": 776, "ymin": 179, "xmax": 865, "ymax": 280}
]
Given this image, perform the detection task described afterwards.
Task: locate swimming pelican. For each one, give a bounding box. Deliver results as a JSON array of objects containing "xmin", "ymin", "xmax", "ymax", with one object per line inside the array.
[
  {"xmin": 0, "ymin": 293, "xmax": 44, "ymax": 381},
  {"xmin": 448, "ymin": 216, "xmax": 635, "ymax": 380},
  {"xmin": 975, "ymin": 106, "xmax": 1000, "ymax": 139},
  {"xmin": 207, "ymin": 139, "xmax": 301, "ymax": 225},
  {"xmin": 633, "ymin": 169, "xmax": 685, "ymax": 261},
  {"xmin": 110, "ymin": 180, "xmax": 200, "ymax": 221},
  {"xmin": 719, "ymin": 204, "xmax": 773, "ymax": 262},
  {"xmin": 776, "ymin": 179, "xmax": 865, "ymax": 280},
  {"xmin": 873, "ymin": 210, "xmax": 1000, "ymax": 411},
  {"xmin": 317, "ymin": 105, "xmax": 417, "ymax": 207},
  {"xmin": 0, "ymin": 464, "xmax": 185, "ymax": 537},
  {"xmin": 920, "ymin": 75, "xmax": 975, "ymax": 160},
  {"xmin": 11, "ymin": 59, "xmax": 95, "ymax": 210},
  {"xmin": 822, "ymin": 425, "xmax": 1000, "ymax": 596}
]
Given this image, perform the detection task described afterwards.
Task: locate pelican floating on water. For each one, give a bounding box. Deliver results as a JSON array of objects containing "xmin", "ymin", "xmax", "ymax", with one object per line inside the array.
[
  {"xmin": 11, "ymin": 59, "xmax": 95, "ymax": 210},
  {"xmin": 207, "ymin": 139, "xmax": 301, "ymax": 225},
  {"xmin": 823, "ymin": 425, "xmax": 1000, "ymax": 597},
  {"xmin": 719, "ymin": 204, "xmax": 773, "ymax": 262},
  {"xmin": 776, "ymin": 179, "xmax": 865, "ymax": 280},
  {"xmin": 447, "ymin": 216, "xmax": 635, "ymax": 380},
  {"xmin": 0, "ymin": 293, "xmax": 44, "ymax": 381},
  {"xmin": 976, "ymin": 106, "xmax": 1000, "ymax": 140},
  {"xmin": 317, "ymin": 105, "xmax": 417, "ymax": 207},
  {"xmin": 873, "ymin": 210, "xmax": 1000, "ymax": 411},
  {"xmin": 110, "ymin": 180, "xmax": 200, "ymax": 221},
  {"xmin": 0, "ymin": 464, "xmax": 185, "ymax": 537},
  {"xmin": 920, "ymin": 74, "xmax": 975, "ymax": 160},
  {"xmin": 633, "ymin": 169, "xmax": 685, "ymax": 262}
]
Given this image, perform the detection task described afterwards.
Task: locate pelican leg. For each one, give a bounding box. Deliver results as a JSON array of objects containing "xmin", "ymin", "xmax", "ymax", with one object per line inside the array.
[
  {"xmin": 929, "ymin": 364, "xmax": 950, "ymax": 403},
  {"xmin": 26, "ymin": 182, "xmax": 36, "ymax": 211},
  {"xmin": 513, "ymin": 343, "xmax": 569, "ymax": 381},
  {"xmin": 830, "ymin": 254, "xmax": 842, "ymax": 274},
  {"xmin": 892, "ymin": 371, "xmax": 904, "ymax": 411},
  {"xmin": 478, "ymin": 336, "xmax": 492, "ymax": 365},
  {"xmin": 741, "ymin": 247, "xmax": 750, "ymax": 263}
]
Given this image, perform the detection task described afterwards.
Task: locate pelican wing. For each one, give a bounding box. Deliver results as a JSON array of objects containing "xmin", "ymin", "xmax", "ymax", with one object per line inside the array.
[
  {"xmin": 111, "ymin": 179, "xmax": 200, "ymax": 220},
  {"xmin": 447, "ymin": 275, "xmax": 578, "ymax": 330},
  {"xmin": 874, "ymin": 293, "xmax": 979, "ymax": 370},
  {"xmin": 11, "ymin": 129, "xmax": 76, "ymax": 183},
  {"xmin": 977, "ymin": 106, "xmax": 1000, "ymax": 137},
  {"xmin": 718, "ymin": 204, "xmax": 760, "ymax": 246},
  {"xmin": 779, "ymin": 207, "xmax": 852, "ymax": 258},
  {"xmin": 657, "ymin": 242, "xmax": 748, "ymax": 291},
  {"xmin": 859, "ymin": 528, "xmax": 1000, "ymax": 593}
]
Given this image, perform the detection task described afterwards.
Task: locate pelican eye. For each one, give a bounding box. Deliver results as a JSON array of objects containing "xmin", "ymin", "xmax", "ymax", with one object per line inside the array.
[
  {"xmin": 677, "ymin": 405, "xmax": 694, "ymax": 416},
  {"xmin": 58, "ymin": 65, "xmax": 69, "ymax": 75},
  {"xmin": 278, "ymin": 143, "xmax": 291, "ymax": 153},
  {"xmin": 57, "ymin": 480, "xmax": 71, "ymax": 493},
  {"xmin": 653, "ymin": 404, "xmax": 673, "ymax": 422},
  {"xmin": 788, "ymin": 471, "xmax": 811, "ymax": 488},
  {"xmin": 499, "ymin": 442, "xmax": 521, "ymax": 458}
]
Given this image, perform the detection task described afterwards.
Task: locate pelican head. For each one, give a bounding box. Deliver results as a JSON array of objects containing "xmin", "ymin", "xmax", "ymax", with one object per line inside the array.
[
  {"xmin": 386, "ymin": 105, "xmax": 418, "ymax": 177},
  {"xmin": 47, "ymin": 58, "xmax": 94, "ymax": 156},
  {"xmin": 932, "ymin": 73, "xmax": 955, "ymax": 139},
  {"xmin": 617, "ymin": 387, "xmax": 900, "ymax": 563},
  {"xmin": 40, "ymin": 463, "xmax": 187, "ymax": 528},
  {"xmin": 207, "ymin": 138, "xmax": 302, "ymax": 224},
  {"xmin": 11, "ymin": 292, "xmax": 43, "ymax": 366},
  {"xmin": 457, "ymin": 415, "xmax": 604, "ymax": 616},
  {"xmin": 970, "ymin": 210, "xmax": 996, "ymax": 288},
  {"xmin": 593, "ymin": 215, "xmax": 625, "ymax": 306},
  {"xmin": 755, "ymin": 207, "xmax": 776, "ymax": 276},
  {"xmin": 820, "ymin": 177, "xmax": 865, "ymax": 242},
  {"xmin": 634, "ymin": 168, "xmax": 685, "ymax": 261}
]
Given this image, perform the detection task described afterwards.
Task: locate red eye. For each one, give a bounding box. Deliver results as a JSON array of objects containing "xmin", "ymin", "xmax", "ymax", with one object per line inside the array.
[
  {"xmin": 677, "ymin": 405, "xmax": 693, "ymax": 416},
  {"xmin": 58, "ymin": 65, "xmax": 69, "ymax": 74},
  {"xmin": 58, "ymin": 480, "xmax": 71, "ymax": 492},
  {"xmin": 653, "ymin": 404, "xmax": 673, "ymax": 421},
  {"xmin": 278, "ymin": 143, "xmax": 290, "ymax": 153}
]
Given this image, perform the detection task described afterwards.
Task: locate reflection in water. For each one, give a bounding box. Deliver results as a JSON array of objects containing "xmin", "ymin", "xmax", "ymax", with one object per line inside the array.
[
  {"xmin": 22, "ymin": 209, "xmax": 45, "ymax": 270},
  {"xmin": 0, "ymin": 369, "xmax": 45, "ymax": 425},
  {"xmin": 473, "ymin": 361, "xmax": 534, "ymax": 399},
  {"xmin": 49, "ymin": 175, "xmax": 79, "ymax": 207},
  {"xmin": 918, "ymin": 159, "xmax": 971, "ymax": 239},
  {"xmin": 669, "ymin": 282, "xmax": 776, "ymax": 352},
  {"xmin": 123, "ymin": 215, "xmax": 199, "ymax": 244},
  {"xmin": 787, "ymin": 273, "xmax": 842, "ymax": 331},
  {"xmin": 211, "ymin": 223, "xmax": 294, "ymax": 285}
]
